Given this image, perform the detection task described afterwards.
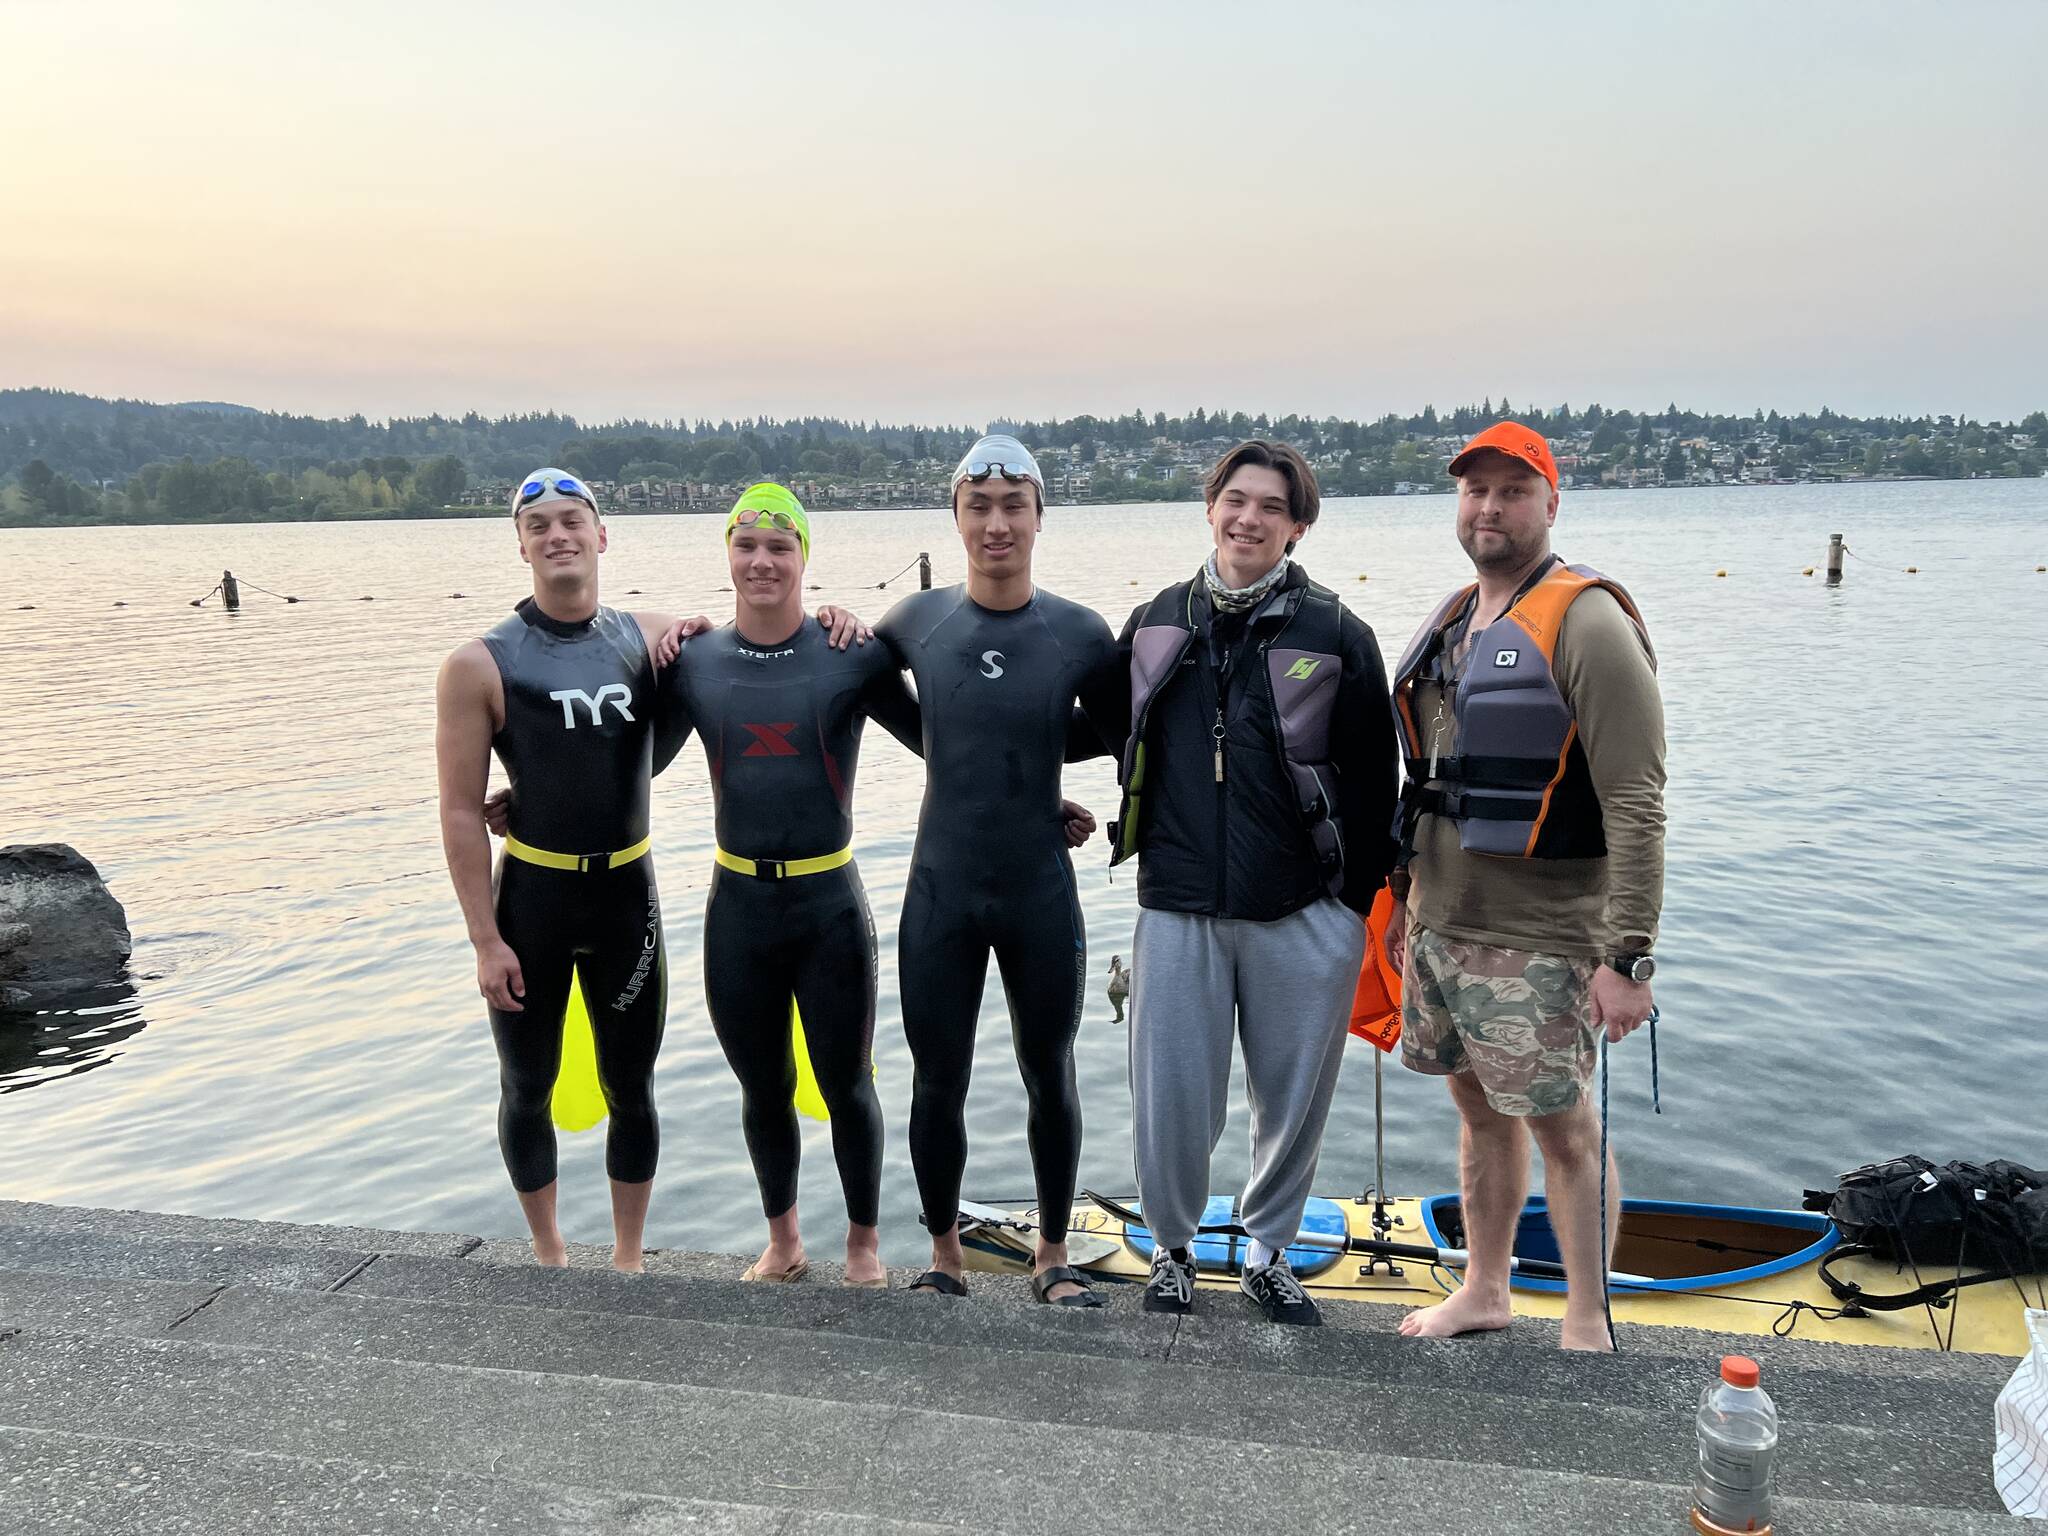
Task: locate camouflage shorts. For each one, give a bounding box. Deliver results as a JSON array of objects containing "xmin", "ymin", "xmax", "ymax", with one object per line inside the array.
[{"xmin": 1400, "ymin": 923, "xmax": 1597, "ymax": 1117}]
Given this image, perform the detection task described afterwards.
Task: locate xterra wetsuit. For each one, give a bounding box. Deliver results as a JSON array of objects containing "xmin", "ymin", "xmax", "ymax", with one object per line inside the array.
[
  {"xmin": 661, "ymin": 621, "xmax": 920, "ymax": 1227},
  {"xmin": 876, "ymin": 585, "xmax": 1121, "ymax": 1241},
  {"xmin": 482, "ymin": 598, "xmax": 666, "ymax": 1193}
]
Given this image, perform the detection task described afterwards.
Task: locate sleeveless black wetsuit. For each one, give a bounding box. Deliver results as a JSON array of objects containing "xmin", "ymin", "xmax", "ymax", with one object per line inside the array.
[
  {"xmin": 876, "ymin": 584, "xmax": 1121, "ymax": 1242},
  {"xmin": 482, "ymin": 598, "xmax": 665, "ymax": 1193},
  {"xmin": 661, "ymin": 621, "xmax": 920, "ymax": 1227}
]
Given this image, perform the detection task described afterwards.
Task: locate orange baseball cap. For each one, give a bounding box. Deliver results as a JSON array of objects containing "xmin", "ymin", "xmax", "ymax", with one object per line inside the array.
[{"xmin": 1447, "ymin": 421, "xmax": 1558, "ymax": 490}]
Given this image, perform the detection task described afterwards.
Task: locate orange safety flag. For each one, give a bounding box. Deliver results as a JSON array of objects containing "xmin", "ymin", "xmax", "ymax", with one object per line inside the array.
[{"xmin": 1348, "ymin": 887, "xmax": 1403, "ymax": 1052}]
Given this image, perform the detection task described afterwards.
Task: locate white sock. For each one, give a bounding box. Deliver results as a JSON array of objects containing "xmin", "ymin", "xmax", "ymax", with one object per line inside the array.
[{"xmin": 1246, "ymin": 1239, "xmax": 1279, "ymax": 1270}]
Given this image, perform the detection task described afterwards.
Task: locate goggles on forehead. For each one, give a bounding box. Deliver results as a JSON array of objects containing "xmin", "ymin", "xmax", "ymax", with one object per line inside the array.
[
  {"xmin": 950, "ymin": 435, "xmax": 1046, "ymax": 502},
  {"xmin": 962, "ymin": 453, "xmax": 1037, "ymax": 484},
  {"xmin": 513, "ymin": 470, "xmax": 599, "ymax": 516},
  {"xmin": 729, "ymin": 508, "xmax": 801, "ymax": 536}
]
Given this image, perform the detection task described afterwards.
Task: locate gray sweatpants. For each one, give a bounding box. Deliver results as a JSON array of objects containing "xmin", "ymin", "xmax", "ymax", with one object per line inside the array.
[{"xmin": 1128, "ymin": 898, "xmax": 1367, "ymax": 1252}]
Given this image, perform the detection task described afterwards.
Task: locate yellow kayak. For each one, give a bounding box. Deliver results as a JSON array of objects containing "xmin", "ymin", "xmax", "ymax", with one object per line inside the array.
[{"xmin": 959, "ymin": 1191, "xmax": 2037, "ymax": 1356}]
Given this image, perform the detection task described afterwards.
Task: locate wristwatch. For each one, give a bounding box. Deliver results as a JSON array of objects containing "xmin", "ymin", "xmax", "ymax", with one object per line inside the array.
[{"xmin": 1608, "ymin": 951, "xmax": 1656, "ymax": 983}]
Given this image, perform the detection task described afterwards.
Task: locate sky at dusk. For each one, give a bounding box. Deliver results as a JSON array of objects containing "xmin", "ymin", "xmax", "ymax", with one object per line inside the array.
[{"xmin": 5, "ymin": 0, "xmax": 2044, "ymax": 426}]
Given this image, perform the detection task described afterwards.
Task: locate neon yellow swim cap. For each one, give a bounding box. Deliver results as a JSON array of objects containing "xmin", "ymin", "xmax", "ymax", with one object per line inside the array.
[{"xmin": 726, "ymin": 483, "xmax": 811, "ymax": 561}]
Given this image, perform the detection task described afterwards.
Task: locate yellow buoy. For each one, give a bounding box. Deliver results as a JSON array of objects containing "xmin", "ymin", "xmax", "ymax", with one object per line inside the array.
[
  {"xmin": 1802, "ymin": 567, "xmax": 1815, "ymax": 576},
  {"xmin": 1715, "ymin": 569, "xmax": 1728, "ymax": 578},
  {"xmin": 551, "ymin": 969, "xmax": 608, "ymax": 1132},
  {"xmin": 2037, "ymin": 565, "xmax": 2046, "ymax": 573},
  {"xmin": 1904, "ymin": 566, "xmax": 1918, "ymax": 574},
  {"xmin": 1357, "ymin": 574, "xmax": 1369, "ymax": 581}
]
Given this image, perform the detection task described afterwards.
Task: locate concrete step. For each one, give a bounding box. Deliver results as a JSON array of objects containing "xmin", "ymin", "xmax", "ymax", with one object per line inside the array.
[
  {"xmin": 0, "ymin": 1198, "xmax": 480, "ymax": 1260},
  {"xmin": 2, "ymin": 1197, "xmax": 2017, "ymax": 1384},
  {"xmin": 0, "ymin": 1236, "xmax": 2015, "ymax": 1458},
  {"xmin": 0, "ymin": 1425, "xmax": 953, "ymax": 1535},
  {"xmin": 341, "ymin": 1247, "xmax": 2016, "ymax": 1434},
  {"xmin": 160, "ymin": 1276, "xmax": 2024, "ymax": 1513},
  {"xmin": 0, "ymin": 1223, "xmax": 378, "ymax": 1293},
  {"xmin": 0, "ymin": 1326, "xmax": 2020, "ymax": 1534}
]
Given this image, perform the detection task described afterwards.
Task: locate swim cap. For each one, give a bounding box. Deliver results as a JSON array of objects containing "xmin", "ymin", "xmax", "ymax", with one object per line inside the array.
[
  {"xmin": 726, "ymin": 482, "xmax": 811, "ymax": 561},
  {"xmin": 511, "ymin": 467, "xmax": 601, "ymax": 518},
  {"xmin": 950, "ymin": 434, "xmax": 1047, "ymax": 506}
]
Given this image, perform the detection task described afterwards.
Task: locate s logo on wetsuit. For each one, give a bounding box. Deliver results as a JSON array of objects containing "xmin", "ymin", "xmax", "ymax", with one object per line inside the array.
[{"xmin": 980, "ymin": 651, "xmax": 1005, "ymax": 679}]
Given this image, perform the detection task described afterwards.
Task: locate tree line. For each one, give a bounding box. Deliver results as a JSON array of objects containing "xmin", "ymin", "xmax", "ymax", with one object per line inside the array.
[{"xmin": 2, "ymin": 388, "xmax": 2042, "ymax": 527}]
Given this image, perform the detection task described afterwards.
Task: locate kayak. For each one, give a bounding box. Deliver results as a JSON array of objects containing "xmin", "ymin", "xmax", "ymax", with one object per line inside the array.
[{"xmin": 958, "ymin": 1191, "xmax": 2038, "ymax": 1356}]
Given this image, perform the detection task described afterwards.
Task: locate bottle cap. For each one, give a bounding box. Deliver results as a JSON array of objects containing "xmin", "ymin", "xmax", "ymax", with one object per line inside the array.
[{"xmin": 1720, "ymin": 1354, "xmax": 1760, "ymax": 1389}]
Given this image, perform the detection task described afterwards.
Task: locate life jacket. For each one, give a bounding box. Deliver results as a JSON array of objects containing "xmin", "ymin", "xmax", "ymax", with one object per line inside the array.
[
  {"xmin": 1111, "ymin": 574, "xmax": 1348, "ymax": 893},
  {"xmin": 1392, "ymin": 559, "xmax": 1651, "ymax": 861}
]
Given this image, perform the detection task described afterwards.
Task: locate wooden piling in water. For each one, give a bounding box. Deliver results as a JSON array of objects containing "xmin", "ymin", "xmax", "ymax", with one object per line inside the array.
[
  {"xmin": 919, "ymin": 552, "xmax": 931, "ymax": 590},
  {"xmin": 1825, "ymin": 533, "xmax": 1844, "ymax": 587},
  {"xmin": 220, "ymin": 570, "xmax": 241, "ymax": 611}
]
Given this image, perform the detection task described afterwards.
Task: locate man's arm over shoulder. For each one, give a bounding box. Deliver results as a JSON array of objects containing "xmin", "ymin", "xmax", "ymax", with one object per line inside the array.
[
  {"xmin": 652, "ymin": 644, "xmax": 696, "ymax": 777},
  {"xmin": 1332, "ymin": 612, "xmax": 1400, "ymax": 911},
  {"xmin": 858, "ymin": 641, "xmax": 925, "ymax": 757},
  {"xmin": 1069, "ymin": 605, "xmax": 1128, "ymax": 762},
  {"xmin": 873, "ymin": 589, "xmax": 930, "ymax": 657},
  {"xmin": 435, "ymin": 641, "xmax": 503, "ymax": 945},
  {"xmin": 1558, "ymin": 587, "xmax": 1666, "ymax": 948}
]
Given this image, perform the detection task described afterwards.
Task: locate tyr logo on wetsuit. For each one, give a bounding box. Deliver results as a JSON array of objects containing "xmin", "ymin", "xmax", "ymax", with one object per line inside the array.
[{"xmin": 549, "ymin": 683, "xmax": 636, "ymax": 727}]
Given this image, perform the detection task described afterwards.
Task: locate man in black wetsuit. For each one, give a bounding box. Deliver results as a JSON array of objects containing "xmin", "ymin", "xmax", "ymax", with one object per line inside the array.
[
  {"xmin": 658, "ymin": 484, "xmax": 921, "ymax": 1288},
  {"xmin": 436, "ymin": 468, "xmax": 679, "ymax": 1273},
  {"xmin": 878, "ymin": 434, "xmax": 1123, "ymax": 1306}
]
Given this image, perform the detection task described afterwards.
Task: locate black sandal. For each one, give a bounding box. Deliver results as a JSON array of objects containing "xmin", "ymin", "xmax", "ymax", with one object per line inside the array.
[
  {"xmin": 1032, "ymin": 1265, "xmax": 1106, "ymax": 1308},
  {"xmin": 907, "ymin": 1269, "xmax": 968, "ymax": 1297}
]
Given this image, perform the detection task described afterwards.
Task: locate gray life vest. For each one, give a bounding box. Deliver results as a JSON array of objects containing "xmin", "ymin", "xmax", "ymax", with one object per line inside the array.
[{"xmin": 1392, "ymin": 559, "xmax": 1651, "ymax": 861}]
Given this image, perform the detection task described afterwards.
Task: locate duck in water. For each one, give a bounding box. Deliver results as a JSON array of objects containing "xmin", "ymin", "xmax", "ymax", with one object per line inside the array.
[{"xmin": 1107, "ymin": 955, "xmax": 1131, "ymax": 1023}]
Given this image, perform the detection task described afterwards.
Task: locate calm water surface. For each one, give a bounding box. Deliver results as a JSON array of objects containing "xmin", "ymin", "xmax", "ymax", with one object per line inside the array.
[{"xmin": 2, "ymin": 481, "xmax": 2044, "ymax": 1260}]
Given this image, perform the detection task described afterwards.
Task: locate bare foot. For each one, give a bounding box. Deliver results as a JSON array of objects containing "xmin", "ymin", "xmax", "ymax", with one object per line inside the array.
[
  {"xmin": 612, "ymin": 1247, "xmax": 646, "ymax": 1274},
  {"xmin": 531, "ymin": 1236, "xmax": 569, "ymax": 1268},
  {"xmin": 1558, "ymin": 1314, "xmax": 1616, "ymax": 1352},
  {"xmin": 1398, "ymin": 1284, "xmax": 1512, "ymax": 1339},
  {"xmin": 748, "ymin": 1241, "xmax": 807, "ymax": 1281}
]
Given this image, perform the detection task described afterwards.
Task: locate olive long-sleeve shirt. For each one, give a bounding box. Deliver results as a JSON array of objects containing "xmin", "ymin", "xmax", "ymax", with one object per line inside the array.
[{"xmin": 1409, "ymin": 585, "xmax": 1666, "ymax": 957}]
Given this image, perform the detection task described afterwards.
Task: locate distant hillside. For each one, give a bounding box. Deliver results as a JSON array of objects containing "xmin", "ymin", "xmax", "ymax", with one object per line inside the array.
[{"xmin": 1, "ymin": 385, "xmax": 2040, "ymax": 528}]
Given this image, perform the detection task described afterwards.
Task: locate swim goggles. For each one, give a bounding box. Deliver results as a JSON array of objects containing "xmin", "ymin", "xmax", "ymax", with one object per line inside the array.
[
  {"xmin": 725, "ymin": 483, "xmax": 812, "ymax": 558},
  {"xmin": 730, "ymin": 508, "xmax": 801, "ymax": 535},
  {"xmin": 512, "ymin": 468, "xmax": 600, "ymax": 517},
  {"xmin": 950, "ymin": 434, "xmax": 1046, "ymax": 500}
]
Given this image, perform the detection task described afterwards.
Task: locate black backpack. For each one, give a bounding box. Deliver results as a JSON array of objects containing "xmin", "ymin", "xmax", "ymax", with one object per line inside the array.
[{"xmin": 1802, "ymin": 1156, "xmax": 2048, "ymax": 1314}]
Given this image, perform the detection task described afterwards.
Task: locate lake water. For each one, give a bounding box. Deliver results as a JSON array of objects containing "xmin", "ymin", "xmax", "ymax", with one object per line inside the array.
[{"xmin": 3, "ymin": 481, "xmax": 2044, "ymax": 1262}]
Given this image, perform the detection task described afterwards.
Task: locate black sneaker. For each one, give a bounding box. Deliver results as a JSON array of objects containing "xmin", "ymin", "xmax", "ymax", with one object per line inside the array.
[
  {"xmin": 1240, "ymin": 1256, "xmax": 1321, "ymax": 1326},
  {"xmin": 1143, "ymin": 1247, "xmax": 1197, "ymax": 1314}
]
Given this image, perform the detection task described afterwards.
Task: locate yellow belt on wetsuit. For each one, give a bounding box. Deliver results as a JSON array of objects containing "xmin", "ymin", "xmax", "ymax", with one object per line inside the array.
[
  {"xmin": 503, "ymin": 833, "xmax": 652, "ymax": 873},
  {"xmin": 714, "ymin": 844, "xmax": 853, "ymax": 880}
]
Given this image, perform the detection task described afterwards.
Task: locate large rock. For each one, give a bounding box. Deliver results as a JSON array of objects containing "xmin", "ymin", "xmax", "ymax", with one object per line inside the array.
[{"xmin": 0, "ymin": 845, "xmax": 131, "ymax": 1005}]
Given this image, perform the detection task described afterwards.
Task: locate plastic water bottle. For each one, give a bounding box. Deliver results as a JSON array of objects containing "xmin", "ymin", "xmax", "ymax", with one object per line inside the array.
[{"xmin": 1691, "ymin": 1355, "xmax": 1778, "ymax": 1534}]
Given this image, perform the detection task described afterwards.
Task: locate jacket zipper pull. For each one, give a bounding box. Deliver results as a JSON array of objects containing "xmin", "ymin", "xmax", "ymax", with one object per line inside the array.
[{"xmin": 1213, "ymin": 710, "xmax": 1227, "ymax": 784}]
